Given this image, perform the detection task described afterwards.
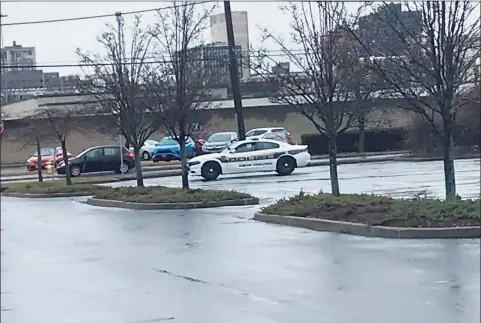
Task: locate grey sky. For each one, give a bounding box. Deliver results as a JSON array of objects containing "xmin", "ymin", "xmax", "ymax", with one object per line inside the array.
[
  {"xmin": 0, "ymin": 1, "xmax": 360, "ymax": 75},
  {"xmin": 2, "ymin": 2, "xmax": 477, "ymax": 76}
]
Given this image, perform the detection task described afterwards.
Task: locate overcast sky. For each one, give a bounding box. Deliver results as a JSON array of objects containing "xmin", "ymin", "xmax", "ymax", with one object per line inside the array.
[
  {"xmin": 0, "ymin": 1, "xmax": 363, "ymax": 75},
  {"xmin": 1, "ymin": 2, "xmax": 478, "ymax": 76}
]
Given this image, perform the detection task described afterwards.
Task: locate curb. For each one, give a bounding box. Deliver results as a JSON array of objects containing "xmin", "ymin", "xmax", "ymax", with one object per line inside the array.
[
  {"xmin": 0, "ymin": 170, "xmax": 182, "ymax": 183},
  {"xmin": 86, "ymin": 197, "xmax": 260, "ymax": 210},
  {"xmin": 253, "ymin": 212, "xmax": 481, "ymax": 239},
  {"xmin": 308, "ymin": 157, "xmax": 398, "ymax": 167},
  {"xmin": 1, "ymin": 163, "xmax": 25, "ymax": 169},
  {"xmin": 1, "ymin": 192, "xmax": 94, "ymax": 198},
  {"xmin": 395, "ymin": 154, "xmax": 480, "ymax": 162}
]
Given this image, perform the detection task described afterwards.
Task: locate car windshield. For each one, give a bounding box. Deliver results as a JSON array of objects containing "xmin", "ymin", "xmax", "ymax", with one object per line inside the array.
[
  {"xmin": 145, "ymin": 140, "xmax": 158, "ymax": 145},
  {"xmin": 76, "ymin": 149, "xmax": 89, "ymax": 158},
  {"xmin": 221, "ymin": 140, "xmax": 242, "ymax": 153},
  {"xmin": 33, "ymin": 148, "xmax": 55, "ymax": 156},
  {"xmin": 246, "ymin": 129, "xmax": 267, "ymax": 137},
  {"xmin": 159, "ymin": 137, "xmax": 178, "ymax": 145},
  {"xmin": 208, "ymin": 133, "xmax": 231, "ymax": 143}
]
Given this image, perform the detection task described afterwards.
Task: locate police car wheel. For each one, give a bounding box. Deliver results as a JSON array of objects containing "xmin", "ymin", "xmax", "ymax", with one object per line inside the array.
[
  {"xmin": 201, "ymin": 161, "xmax": 221, "ymax": 181},
  {"xmin": 276, "ymin": 156, "xmax": 296, "ymax": 176},
  {"xmin": 70, "ymin": 165, "xmax": 82, "ymax": 177}
]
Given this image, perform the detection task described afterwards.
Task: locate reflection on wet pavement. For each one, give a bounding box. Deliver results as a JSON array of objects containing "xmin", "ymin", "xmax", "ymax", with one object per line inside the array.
[{"xmin": 1, "ymin": 159, "xmax": 480, "ymax": 323}]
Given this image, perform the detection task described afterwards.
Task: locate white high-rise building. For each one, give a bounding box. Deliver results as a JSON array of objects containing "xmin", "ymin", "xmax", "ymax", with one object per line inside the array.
[{"xmin": 210, "ymin": 11, "xmax": 250, "ymax": 78}]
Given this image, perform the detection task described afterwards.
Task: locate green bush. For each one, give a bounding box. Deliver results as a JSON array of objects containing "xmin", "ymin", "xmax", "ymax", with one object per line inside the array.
[
  {"xmin": 5, "ymin": 181, "xmax": 106, "ymax": 194},
  {"xmin": 4, "ymin": 181, "xmax": 253, "ymax": 204},
  {"xmin": 262, "ymin": 191, "xmax": 480, "ymax": 228},
  {"xmin": 94, "ymin": 186, "xmax": 253, "ymax": 204}
]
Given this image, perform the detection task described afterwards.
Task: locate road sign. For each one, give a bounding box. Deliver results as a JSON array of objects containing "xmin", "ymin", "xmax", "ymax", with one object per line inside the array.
[{"xmin": 0, "ymin": 120, "xmax": 4, "ymax": 134}]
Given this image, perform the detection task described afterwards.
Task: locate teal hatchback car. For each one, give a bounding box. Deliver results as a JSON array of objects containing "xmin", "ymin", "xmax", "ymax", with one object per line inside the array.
[{"xmin": 152, "ymin": 137, "xmax": 196, "ymax": 162}]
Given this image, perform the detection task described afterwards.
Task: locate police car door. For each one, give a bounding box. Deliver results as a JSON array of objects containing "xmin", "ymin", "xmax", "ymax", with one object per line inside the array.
[
  {"xmin": 226, "ymin": 142, "xmax": 256, "ymax": 173},
  {"xmin": 253, "ymin": 141, "xmax": 280, "ymax": 171}
]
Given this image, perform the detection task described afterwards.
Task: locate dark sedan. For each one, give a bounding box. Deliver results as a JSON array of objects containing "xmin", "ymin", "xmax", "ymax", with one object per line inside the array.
[{"xmin": 56, "ymin": 145, "xmax": 135, "ymax": 177}]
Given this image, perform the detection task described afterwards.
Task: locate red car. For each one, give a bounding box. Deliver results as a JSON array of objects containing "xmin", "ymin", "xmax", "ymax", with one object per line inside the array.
[
  {"xmin": 26, "ymin": 147, "xmax": 73, "ymax": 171},
  {"xmin": 194, "ymin": 138, "xmax": 205, "ymax": 153}
]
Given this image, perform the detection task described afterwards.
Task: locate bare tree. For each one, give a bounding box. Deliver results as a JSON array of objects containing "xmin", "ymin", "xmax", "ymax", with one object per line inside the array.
[
  {"xmin": 148, "ymin": 1, "xmax": 217, "ymax": 190},
  {"xmin": 77, "ymin": 16, "xmax": 160, "ymax": 187},
  {"xmin": 252, "ymin": 2, "xmax": 367, "ymax": 196},
  {"xmin": 34, "ymin": 106, "xmax": 85, "ymax": 186},
  {"xmin": 348, "ymin": 1, "xmax": 480, "ymax": 200},
  {"xmin": 339, "ymin": 33, "xmax": 390, "ymax": 153},
  {"xmin": 18, "ymin": 116, "xmax": 51, "ymax": 183}
]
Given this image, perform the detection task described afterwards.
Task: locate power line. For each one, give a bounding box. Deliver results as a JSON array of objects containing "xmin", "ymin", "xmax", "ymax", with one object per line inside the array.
[
  {"xmin": 0, "ymin": 53, "xmax": 302, "ymax": 69},
  {"xmin": 31, "ymin": 49, "xmax": 305, "ymax": 65},
  {"xmin": 0, "ymin": 1, "xmax": 214, "ymax": 27}
]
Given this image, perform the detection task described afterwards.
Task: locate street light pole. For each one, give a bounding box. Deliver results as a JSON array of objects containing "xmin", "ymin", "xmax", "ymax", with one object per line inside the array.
[
  {"xmin": 223, "ymin": 1, "xmax": 246, "ymax": 140},
  {"xmin": 115, "ymin": 11, "xmax": 125, "ymax": 178},
  {"xmin": 0, "ymin": 14, "xmax": 8, "ymax": 104}
]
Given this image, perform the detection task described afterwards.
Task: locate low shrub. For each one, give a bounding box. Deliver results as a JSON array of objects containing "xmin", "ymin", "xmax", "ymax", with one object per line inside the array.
[
  {"xmin": 4, "ymin": 181, "xmax": 253, "ymax": 204},
  {"xmin": 94, "ymin": 186, "xmax": 253, "ymax": 204},
  {"xmin": 262, "ymin": 191, "xmax": 480, "ymax": 228},
  {"xmin": 4, "ymin": 181, "xmax": 107, "ymax": 194}
]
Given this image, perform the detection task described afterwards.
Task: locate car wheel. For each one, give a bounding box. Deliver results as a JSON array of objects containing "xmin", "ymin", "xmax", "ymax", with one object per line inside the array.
[
  {"xmin": 116, "ymin": 163, "xmax": 129, "ymax": 174},
  {"xmin": 142, "ymin": 151, "xmax": 151, "ymax": 160},
  {"xmin": 70, "ymin": 165, "xmax": 82, "ymax": 177},
  {"xmin": 201, "ymin": 161, "xmax": 222, "ymax": 181},
  {"xmin": 276, "ymin": 156, "xmax": 296, "ymax": 176}
]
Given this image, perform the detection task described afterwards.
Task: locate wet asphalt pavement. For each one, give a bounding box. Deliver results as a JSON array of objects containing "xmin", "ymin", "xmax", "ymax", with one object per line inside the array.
[
  {"xmin": 112, "ymin": 158, "xmax": 481, "ymax": 201},
  {"xmin": 2, "ymin": 159, "xmax": 480, "ymax": 323}
]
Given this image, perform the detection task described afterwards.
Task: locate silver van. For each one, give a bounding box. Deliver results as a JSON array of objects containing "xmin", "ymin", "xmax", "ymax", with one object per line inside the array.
[{"xmin": 201, "ymin": 132, "xmax": 238, "ymax": 154}]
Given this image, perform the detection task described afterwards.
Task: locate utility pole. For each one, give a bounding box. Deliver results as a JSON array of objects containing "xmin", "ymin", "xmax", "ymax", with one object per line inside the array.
[
  {"xmin": 223, "ymin": 1, "xmax": 246, "ymax": 140},
  {"xmin": 0, "ymin": 14, "xmax": 8, "ymax": 105},
  {"xmin": 115, "ymin": 12, "xmax": 125, "ymax": 177}
]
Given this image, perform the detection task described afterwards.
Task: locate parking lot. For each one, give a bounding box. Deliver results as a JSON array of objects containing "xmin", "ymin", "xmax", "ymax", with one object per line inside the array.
[{"xmin": 2, "ymin": 159, "xmax": 480, "ymax": 323}]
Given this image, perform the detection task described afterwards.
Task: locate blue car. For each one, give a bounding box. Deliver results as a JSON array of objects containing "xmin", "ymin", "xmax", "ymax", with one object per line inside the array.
[{"xmin": 152, "ymin": 136, "xmax": 196, "ymax": 162}]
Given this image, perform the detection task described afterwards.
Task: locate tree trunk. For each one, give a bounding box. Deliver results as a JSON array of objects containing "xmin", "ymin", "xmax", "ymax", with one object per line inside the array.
[
  {"xmin": 328, "ymin": 132, "xmax": 340, "ymax": 196},
  {"xmin": 60, "ymin": 139, "xmax": 72, "ymax": 186},
  {"xmin": 442, "ymin": 118, "xmax": 456, "ymax": 200},
  {"xmin": 133, "ymin": 146, "xmax": 144, "ymax": 187},
  {"xmin": 179, "ymin": 136, "xmax": 189, "ymax": 190},
  {"xmin": 358, "ymin": 113, "xmax": 366, "ymax": 153},
  {"xmin": 36, "ymin": 136, "xmax": 43, "ymax": 183}
]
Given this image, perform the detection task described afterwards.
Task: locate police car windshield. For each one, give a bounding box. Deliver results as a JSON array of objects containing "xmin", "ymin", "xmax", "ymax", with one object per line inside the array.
[
  {"xmin": 222, "ymin": 141, "xmax": 239, "ymax": 152},
  {"xmin": 208, "ymin": 133, "xmax": 231, "ymax": 142}
]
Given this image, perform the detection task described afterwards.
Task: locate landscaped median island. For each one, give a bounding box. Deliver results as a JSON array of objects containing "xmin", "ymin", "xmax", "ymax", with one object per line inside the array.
[
  {"xmin": 254, "ymin": 192, "xmax": 481, "ymax": 239},
  {"xmin": 2, "ymin": 181, "xmax": 259, "ymax": 209},
  {"xmin": 2, "ymin": 181, "xmax": 107, "ymax": 197},
  {"xmin": 87, "ymin": 186, "xmax": 259, "ymax": 209}
]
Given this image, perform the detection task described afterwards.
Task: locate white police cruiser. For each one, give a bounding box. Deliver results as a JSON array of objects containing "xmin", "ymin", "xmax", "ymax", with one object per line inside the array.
[{"xmin": 187, "ymin": 138, "xmax": 311, "ymax": 180}]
